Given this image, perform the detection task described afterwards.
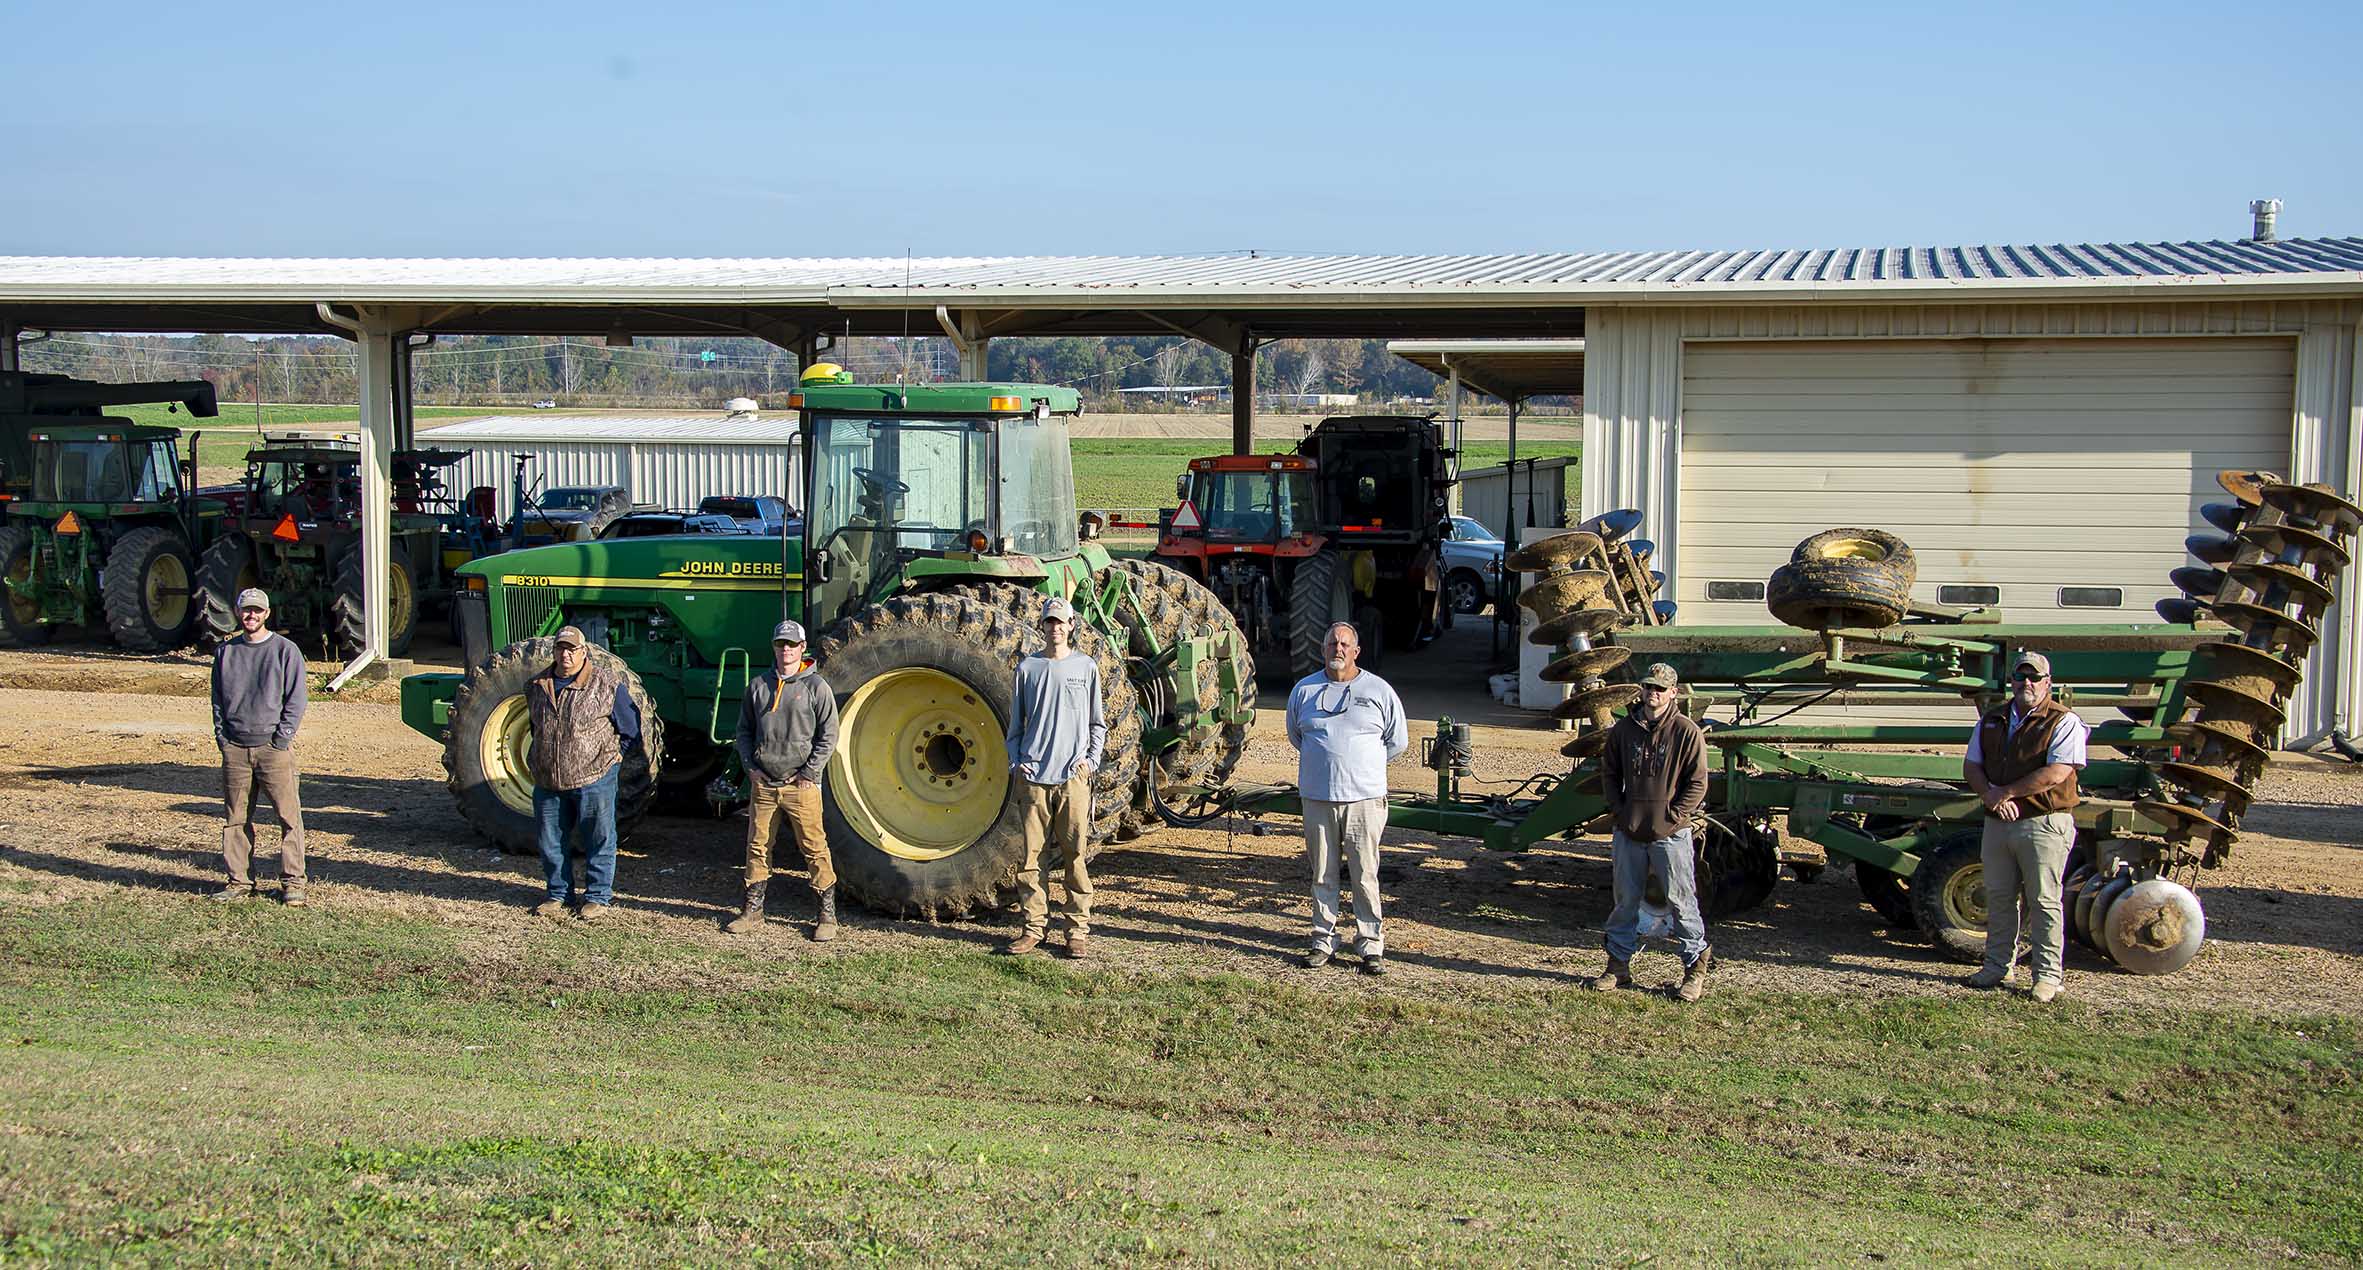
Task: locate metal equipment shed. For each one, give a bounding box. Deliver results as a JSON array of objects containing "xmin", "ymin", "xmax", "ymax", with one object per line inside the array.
[{"xmin": 422, "ymin": 414, "xmax": 801, "ymax": 521}]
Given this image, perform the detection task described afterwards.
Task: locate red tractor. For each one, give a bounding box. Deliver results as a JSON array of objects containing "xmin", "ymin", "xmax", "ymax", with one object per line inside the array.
[{"xmin": 1154, "ymin": 415, "xmax": 1451, "ymax": 679}]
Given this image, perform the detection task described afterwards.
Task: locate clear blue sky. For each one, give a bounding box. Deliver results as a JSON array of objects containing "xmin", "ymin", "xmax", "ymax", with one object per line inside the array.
[{"xmin": 4, "ymin": 0, "xmax": 2358, "ymax": 258}]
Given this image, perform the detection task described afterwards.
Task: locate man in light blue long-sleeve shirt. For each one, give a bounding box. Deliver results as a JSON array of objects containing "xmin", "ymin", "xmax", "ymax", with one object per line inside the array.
[
  {"xmin": 1000, "ymin": 596, "xmax": 1105, "ymax": 958},
  {"xmin": 1285, "ymin": 620, "xmax": 1409, "ymax": 975}
]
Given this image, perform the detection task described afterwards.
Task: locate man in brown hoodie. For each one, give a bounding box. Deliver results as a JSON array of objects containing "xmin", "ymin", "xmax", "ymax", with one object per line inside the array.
[{"xmin": 1590, "ymin": 662, "xmax": 1713, "ymax": 1000}]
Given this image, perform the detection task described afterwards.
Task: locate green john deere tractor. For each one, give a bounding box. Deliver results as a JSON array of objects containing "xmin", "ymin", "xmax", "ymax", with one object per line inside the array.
[
  {"xmin": 0, "ymin": 424, "xmax": 225, "ymax": 651},
  {"xmin": 401, "ymin": 378, "xmax": 1255, "ymax": 918}
]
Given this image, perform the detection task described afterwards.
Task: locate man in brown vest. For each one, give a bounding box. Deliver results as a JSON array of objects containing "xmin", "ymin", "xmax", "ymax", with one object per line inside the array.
[
  {"xmin": 529, "ymin": 625, "xmax": 643, "ymax": 922},
  {"xmin": 1963, "ymin": 651, "xmax": 2089, "ymax": 1002}
]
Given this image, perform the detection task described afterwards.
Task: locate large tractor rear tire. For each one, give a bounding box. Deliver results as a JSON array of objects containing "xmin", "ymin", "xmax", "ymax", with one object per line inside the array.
[
  {"xmin": 331, "ymin": 541, "xmax": 418, "ymax": 658},
  {"xmin": 0, "ymin": 526, "xmax": 54, "ymax": 647},
  {"xmin": 194, "ymin": 533, "xmax": 259, "ymax": 650},
  {"xmin": 440, "ymin": 636, "xmax": 666, "ymax": 855},
  {"xmin": 1099, "ymin": 558, "xmax": 1255, "ymax": 789},
  {"xmin": 102, "ymin": 526, "xmax": 198, "ymax": 651},
  {"xmin": 1287, "ymin": 547, "xmax": 1382, "ymax": 679},
  {"xmin": 816, "ymin": 588, "xmax": 1142, "ymax": 919}
]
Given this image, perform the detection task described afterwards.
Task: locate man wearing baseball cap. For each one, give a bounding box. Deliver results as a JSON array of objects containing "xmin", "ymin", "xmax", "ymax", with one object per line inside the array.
[
  {"xmin": 526, "ymin": 625, "xmax": 643, "ymax": 921},
  {"xmin": 726, "ymin": 619, "xmax": 841, "ymax": 939},
  {"xmin": 999, "ymin": 595, "xmax": 1105, "ymax": 958},
  {"xmin": 1592, "ymin": 661, "xmax": 1714, "ymax": 1001},
  {"xmin": 209, "ymin": 588, "xmax": 311, "ymax": 906},
  {"xmin": 1963, "ymin": 650, "xmax": 2089, "ymax": 1003}
]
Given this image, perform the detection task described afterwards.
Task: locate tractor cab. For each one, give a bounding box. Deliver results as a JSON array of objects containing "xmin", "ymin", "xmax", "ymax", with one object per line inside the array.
[
  {"xmin": 1177, "ymin": 454, "xmax": 1315, "ymax": 545},
  {"xmin": 794, "ymin": 376, "xmax": 1084, "ymax": 629},
  {"xmin": 22, "ymin": 423, "xmax": 191, "ymax": 512}
]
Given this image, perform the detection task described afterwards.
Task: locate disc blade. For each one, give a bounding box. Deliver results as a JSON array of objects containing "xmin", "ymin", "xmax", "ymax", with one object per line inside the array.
[
  {"xmin": 2216, "ymin": 469, "xmax": 2276, "ymax": 506},
  {"xmin": 2183, "ymin": 533, "xmax": 2238, "ymax": 565},
  {"xmin": 2200, "ymin": 502, "xmax": 2247, "ymax": 534},
  {"xmin": 1575, "ymin": 508, "xmax": 1644, "ymax": 543},
  {"xmin": 1503, "ymin": 530, "xmax": 1603, "ymax": 574},
  {"xmin": 1541, "ymin": 644, "xmax": 1635, "ymax": 683},
  {"xmin": 1528, "ymin": 605, "xmax": 1633, "ymax": 646},
  {"xmin": 2165, "ymin": 719, "xmax": 2273, "ymax": 767},
  {"xmin": 2102, "ymin": 878, "xmax": 2206, "ymax": 975},
  {"xmin": 2226, "ymin": 560, "xmax": 2337, "ymax": 608},
  {"xmin": 2196, "ymin": 641, "xmax": 2304, "ymax": 694},
  {"xmin": 2135, "ymin": 797, "xmax": 2240, "ymax": 839},
  {"xmin": 2239, "ymin": 520, "xmax": 2353, "ymax": 570},
  {"xmin": 2154, "ymin": 597, "xmax": 2204, "ymax": 625},
  {"xmin": 1652, "ymin": 599, "xmax": 1678, "ymax": 623},
  {"xmin": 1560, "ymin": 729, "xmax": 1611, "ymax": 760},
  {"xmin": 1552, "ymin": 681, "xmax": 1642, "ymax": 721},
  {"xmin": 2261, "ymin": 481, "xmax": 2363, "ymax": 534},
  {"xmin": 2170, "ymin": 566, "xmax": 2229, "ymax": 598},
  {"xmin": 1517, "ymin": 569, "xmax": 1614, "ymax": 619}
]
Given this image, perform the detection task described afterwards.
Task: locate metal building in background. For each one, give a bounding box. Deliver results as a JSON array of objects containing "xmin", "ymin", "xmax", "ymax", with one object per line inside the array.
[{"xmin": 422, "ymin": 414, "xmax": 802, "ymax": 520}]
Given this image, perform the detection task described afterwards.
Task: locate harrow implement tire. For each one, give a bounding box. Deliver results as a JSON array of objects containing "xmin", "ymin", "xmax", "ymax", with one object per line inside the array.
[
  {"xmin": 102, "ymin": 526, "xmax": 199, "ymax": 651},
  {"xmin": 0, "ymin": 526, "xmax": 53, "ymax": 647},
  {"xmin": 1854, "ymin": 861, "xmax": 1917, "ymax": 929},
  {"xmin": 1694, "ymin": 817, "xmax": 1780, "ymax": 919},
  {"xmin": 816, "ymin": 589, "xmax": 1140, "ymax": 919},
  {"xmin": 1792, "ymin": 528, "xmax": 1917, "ymax": 580},
  {"xmin": 1100, "ymin": 558, "xmax": 1254, "ymax": 789},
  {"xmin": 1766, "ymin": 557, "xmax": 1911, "ymax": 632},
  {"xmin": 440, "ymin": 636, "xmax": 666, "ymax": 855},
  {"xmin": 1909, "ymin": 834, "xmax": 1990, "ymax": 964},
  {"xmin": 193, "ymin": 533, "xmax": 258, "ymax": 650},
  {"xmin": 330, "ymin": 540, "xmax": 418, "ymax": 658}
]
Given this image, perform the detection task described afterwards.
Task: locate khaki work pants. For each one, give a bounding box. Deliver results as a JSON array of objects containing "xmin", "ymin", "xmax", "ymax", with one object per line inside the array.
[
  {"xmin": 1981, "ymin": 810, "xmax": 2075, "ymax": 985},
  {"xmin": 1015, "ymin": 773, "xmax": 1093, "ymax": 937},
  {"xmin": 1303, "ymin": 796, "xmax": 1387, "ymax": 957},
  {"xmin": 222, "ymin": 743, "xmax": 305, "ymax": 885},
  {"xmin": 746, "ymin": 778, "xmax": 834, "ymax": 892}
]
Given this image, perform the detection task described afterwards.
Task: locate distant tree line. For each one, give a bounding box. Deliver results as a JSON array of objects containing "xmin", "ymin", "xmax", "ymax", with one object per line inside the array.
[{"xmin": 15, "ymin": 331, "xmax": 1568, "ymax": 411}]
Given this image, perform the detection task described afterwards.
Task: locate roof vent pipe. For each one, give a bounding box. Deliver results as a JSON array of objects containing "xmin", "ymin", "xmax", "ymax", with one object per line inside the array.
[
  {"xmin": 724, "ymin": 396, "xmax": 758, "ymax": 418},
  {"xmin": 2249, "ymin": 198, "xmax": 2282, "ymax": 243}
]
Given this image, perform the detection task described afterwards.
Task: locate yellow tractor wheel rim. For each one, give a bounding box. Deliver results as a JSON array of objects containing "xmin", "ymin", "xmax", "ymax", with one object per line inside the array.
[
  {"xmin": 478, "ymin": 696, "xmax": 535, "ymax": 816},
  {"xmin": 1940, "ymin": 860, "xmax": 1987, "ymax": 931},
  {"xmin": 148, "ymin": 553, "xmax": 190, "ymax": 630},
  {"xmin": 829, "ymin": 667, "xmax": 1008, "ymax": 861},
  {"xmin": 389, "ymin": 562, "xmax": 414, "ymax": 637}
]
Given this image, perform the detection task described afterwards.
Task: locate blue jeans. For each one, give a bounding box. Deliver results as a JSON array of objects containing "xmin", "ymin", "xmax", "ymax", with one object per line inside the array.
[
  {"xmin": 535, "ymin": 764, "xmax": 620, "ymax": 905},
  {"xmin": 1603, "ymin": 827, "xmax": 1709, "ymax": 965}
]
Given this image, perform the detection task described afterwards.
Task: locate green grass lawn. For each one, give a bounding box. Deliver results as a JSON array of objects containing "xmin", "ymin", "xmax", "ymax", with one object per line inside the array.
[
  {"xmin": 0, "ymin": 894, "xmax": 2352, "ymax": 1264},
  {"xmin": 1074, "ymin": 438, "xmax": 1579, "ymax": 513}
]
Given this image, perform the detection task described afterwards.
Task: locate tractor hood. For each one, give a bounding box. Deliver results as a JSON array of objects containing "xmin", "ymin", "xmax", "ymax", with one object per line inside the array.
[{"xmin": 460, "ymin": 534, "xmax": 802, "ymax": 588}]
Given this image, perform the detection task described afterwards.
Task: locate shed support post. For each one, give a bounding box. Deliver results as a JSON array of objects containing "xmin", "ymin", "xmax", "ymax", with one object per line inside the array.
[
  {"xmin": 1443, "ymin": 357, "xmax": 1463, "ymax": 514},
  {"xmin": 1502, "ymin": 395, "xmax": 1520, "ymax": 544},
  {"xmin": 354, "ymin": 317, "xmax": 397, "ymax": 667},
  {"xmin": 935, "ymin": 307, "xmax": 990, "ymax": 380},
  {"xmin": 1231, "ymin": 336, "xmax": 1256, "ymax": 454},
  {"xmin": 0, "ymin": 320, "xmax": 17, "ymax": 374}
]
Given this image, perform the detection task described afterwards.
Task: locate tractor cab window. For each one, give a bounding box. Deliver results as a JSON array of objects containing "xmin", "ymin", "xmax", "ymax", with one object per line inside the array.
[
  {"xmin": 996, "ymin": 414, "xmax": 1077, "ymax": 557},
  {"xmin": 133, "ymin": 441, "xmax": 178, "ymax": 502},
  {"xmin": 810, "ymin": 416, "xmax": 990, "ymax": 554},
  {"xmin": 1193, "ymin": 469, "xmax": 1312, "ymax": 541},
  {"xmin": 35, "ymin": 441, "xmax": 133, "ymax": 502}
]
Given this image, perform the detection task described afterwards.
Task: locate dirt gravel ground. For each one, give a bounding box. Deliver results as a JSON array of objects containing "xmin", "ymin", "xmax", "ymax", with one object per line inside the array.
[{"xmin": 1, "ymin": 650, "xmax": 2357, "ymax": 1017}]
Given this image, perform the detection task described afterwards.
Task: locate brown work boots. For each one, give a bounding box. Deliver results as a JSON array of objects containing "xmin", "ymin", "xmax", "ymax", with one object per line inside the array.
[
  {"xmin": 1588, "ymin": 958, "xmax": 1633, "ymax": 991},
  {"xmin": 725, "ymin": 880, "xmax": 768, "ymax": 935},
  {"xmin": 1677, "ymin": 950, "xmax": 1714, "ymax": 1002}
]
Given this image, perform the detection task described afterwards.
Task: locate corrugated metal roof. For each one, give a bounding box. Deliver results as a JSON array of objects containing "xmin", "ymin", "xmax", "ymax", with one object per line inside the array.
[
  {"xmin": 424, "ymin": 415, "xmax": 798, "ymax": 444},
  {"xmin": 2, "ymin": 237, "xmax": 2359, "ymax": 303}
]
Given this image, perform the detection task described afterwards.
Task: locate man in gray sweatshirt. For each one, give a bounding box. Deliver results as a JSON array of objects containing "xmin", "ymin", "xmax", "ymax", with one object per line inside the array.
[
  {"xmin": 999, "ymin": 596, "xmax": 1105, "ymax": 958},
  {"xmin": 727, "ymin": 619, "xmax": 840, "ymax": 940},
  {"xmin": 209, "ymin": 588, "xmax": 309, "ymax": 905}
]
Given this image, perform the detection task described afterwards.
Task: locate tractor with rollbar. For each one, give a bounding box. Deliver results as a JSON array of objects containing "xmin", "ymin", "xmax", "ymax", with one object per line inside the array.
[
  {"xmin": 0, "ymin": 371, "xmax": 224, "ymax": 650},
  {"xmin": 1156, "ymin": 471, "xmax": 2359, "ymax": 977},
  {"xmin": 400, "ymin": 375, "xmax": 1256, "ymax": 918},
  {"xmin": 1152, "ymin": 413, "xmax": 1453, "ymax": 679}
]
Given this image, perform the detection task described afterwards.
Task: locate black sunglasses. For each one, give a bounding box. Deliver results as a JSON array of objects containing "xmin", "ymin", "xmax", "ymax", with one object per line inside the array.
[{"xmin": 2012, "ymin": 670, "xmax": 2048, "ymax": 682}]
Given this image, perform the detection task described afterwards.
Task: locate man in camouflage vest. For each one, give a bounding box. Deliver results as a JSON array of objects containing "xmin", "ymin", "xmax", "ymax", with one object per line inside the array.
[
  {"xmin": 528, "ymin": 625, "xmax": 643, "ymax": 922},
  {"xmin": 1963, "ymin": 651, "xmax": 2089, "ymax": 1003}
]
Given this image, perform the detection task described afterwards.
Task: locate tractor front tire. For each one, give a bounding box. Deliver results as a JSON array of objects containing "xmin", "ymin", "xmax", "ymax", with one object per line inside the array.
[
  {"xmin": 1099, "ymin": 558, "xmax": 1256, "ymax": 789},
  {"xmin": 331, "ymin": 541, "xmax": 419, "ymax": 658},
  {"xmin": 102, "ymin": 526, "xmax": 199, "ymax": 651},
  {"xmin": 194, "ymin": 534, "xmax": 259, "ymax": 650},
  {"xmin": 440, "ymin": 636, "xmax": 666, "ymax": 855},
  {"xmin": 0, "ymin": 526, "xmax": 54, "ymax": 647}
]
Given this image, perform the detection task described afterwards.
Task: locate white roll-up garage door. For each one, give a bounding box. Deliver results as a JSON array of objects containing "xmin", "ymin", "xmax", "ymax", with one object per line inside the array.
[{"xmin": 1679, "ymin": 337, "xmax": 2295, "ymax": 626}]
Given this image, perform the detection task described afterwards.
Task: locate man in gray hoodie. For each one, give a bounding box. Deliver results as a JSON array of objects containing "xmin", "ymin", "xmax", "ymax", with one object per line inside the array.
[
  {"xmin": 728, "ymin": 619, "xmax": 840, "ymax": 939},
  {"xmin": 209, "ymin": 588, "xmax": 310, "ymax": 905}
]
